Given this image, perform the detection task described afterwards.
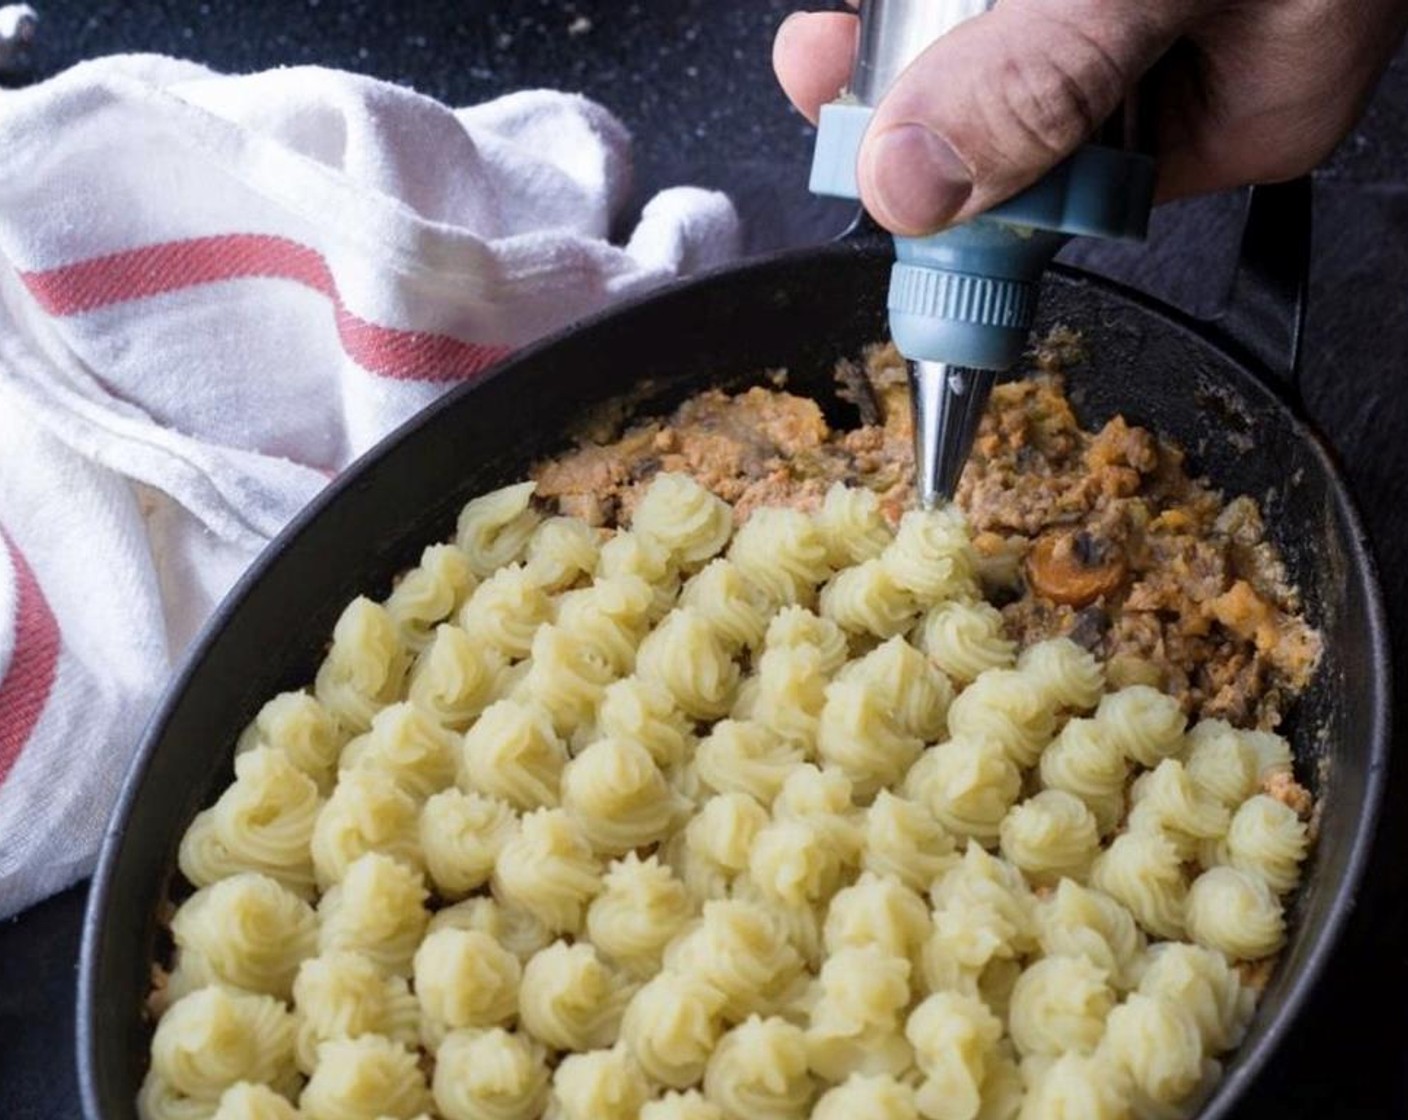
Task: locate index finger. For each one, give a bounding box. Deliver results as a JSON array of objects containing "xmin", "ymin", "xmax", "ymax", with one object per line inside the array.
[{"xmin": 773, "ymin": 10, "xmax": 861, "ymax": 123}]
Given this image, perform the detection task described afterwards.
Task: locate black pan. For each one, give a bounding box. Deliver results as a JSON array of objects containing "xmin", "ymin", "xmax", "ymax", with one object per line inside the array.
[{"xmin": 78, "ymin": 180, "xmax": 1390, "ymax": 1120}]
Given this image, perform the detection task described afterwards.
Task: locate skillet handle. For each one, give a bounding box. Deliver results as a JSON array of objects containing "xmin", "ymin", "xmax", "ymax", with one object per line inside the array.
[{"xmin": 1206, "ymin": 177, "xmax": 1312, "ymax": 402}]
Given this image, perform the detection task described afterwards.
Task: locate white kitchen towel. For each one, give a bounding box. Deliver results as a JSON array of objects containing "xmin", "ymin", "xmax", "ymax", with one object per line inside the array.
[{"xmin": 0, "ymin": 54, "xmax": 741, "ymax": 917}]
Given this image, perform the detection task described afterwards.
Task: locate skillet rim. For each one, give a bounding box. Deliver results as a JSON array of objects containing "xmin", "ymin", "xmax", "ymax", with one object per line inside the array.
[{"xmin": 76, "ymin": 241, "xmax": 1391, "ymax": 1120}]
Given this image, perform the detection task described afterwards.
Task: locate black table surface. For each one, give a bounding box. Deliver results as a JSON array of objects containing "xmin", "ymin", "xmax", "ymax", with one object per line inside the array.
[{"xmin": 3, "ymin": 3, "xmax": 1407, "ymax": 1117}]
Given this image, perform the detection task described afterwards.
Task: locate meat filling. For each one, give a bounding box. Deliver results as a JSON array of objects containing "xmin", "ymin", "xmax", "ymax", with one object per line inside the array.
[{"xmin": 534, "ymin": 338, "xmax": 1321, "ymax": 732}]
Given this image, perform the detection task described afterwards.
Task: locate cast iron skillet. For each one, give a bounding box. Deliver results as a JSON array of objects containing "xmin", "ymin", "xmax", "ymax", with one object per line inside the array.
[{"xmin": 79, "ymin": 180, "xmax": 1388, "ymax": 1120}]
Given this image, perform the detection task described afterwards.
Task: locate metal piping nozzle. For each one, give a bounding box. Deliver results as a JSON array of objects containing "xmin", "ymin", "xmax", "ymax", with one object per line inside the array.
[{"xmin": 910, "ymin": 361, "xmax": 997, "ymax": 508}]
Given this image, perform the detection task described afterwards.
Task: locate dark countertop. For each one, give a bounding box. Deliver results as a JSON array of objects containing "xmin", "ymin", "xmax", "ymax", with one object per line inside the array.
[{"xmin": 3, "ymin": 3, "xmax": 1407, "ymax": 1117}]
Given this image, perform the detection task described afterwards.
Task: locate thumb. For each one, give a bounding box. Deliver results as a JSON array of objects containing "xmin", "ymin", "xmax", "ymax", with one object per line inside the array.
[{"xmin": 858, "ymin": 0, "xmax": 1198, "ymax": 236}]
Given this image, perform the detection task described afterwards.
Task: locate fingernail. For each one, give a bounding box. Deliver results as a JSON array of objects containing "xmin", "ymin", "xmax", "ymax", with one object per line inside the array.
[{"xmin": 866, "ymin": 124, "xmax": 973, "ymax": 234}]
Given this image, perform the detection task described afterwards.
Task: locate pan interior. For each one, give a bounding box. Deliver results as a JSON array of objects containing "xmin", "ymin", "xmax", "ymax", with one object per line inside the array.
[{"xmin": 79, "ymin": 246, "xmax": 1385, "ymax": 1120}]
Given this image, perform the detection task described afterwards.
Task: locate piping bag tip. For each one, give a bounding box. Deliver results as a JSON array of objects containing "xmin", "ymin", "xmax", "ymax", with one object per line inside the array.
[{"xmin": 910, "ymin": 360, "xmax": 997, "ymax": 509}]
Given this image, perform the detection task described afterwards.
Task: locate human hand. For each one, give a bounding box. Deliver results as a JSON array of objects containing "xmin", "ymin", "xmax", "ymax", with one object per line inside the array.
[{"xmin": 773, "ymin": 0, "xmax": 1408, "ymax": 235}]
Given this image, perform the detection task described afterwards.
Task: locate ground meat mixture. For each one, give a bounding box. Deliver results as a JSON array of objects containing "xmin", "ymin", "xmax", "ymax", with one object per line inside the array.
[{"xmin": 533, "ymin": 338, "xmax": 1321, "ymax": 732}]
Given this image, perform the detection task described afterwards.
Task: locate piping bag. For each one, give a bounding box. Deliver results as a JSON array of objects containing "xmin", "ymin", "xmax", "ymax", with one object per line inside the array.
[{"xmin": 809, "ymin": 0, "xmax": 1155, "ymax": 507}]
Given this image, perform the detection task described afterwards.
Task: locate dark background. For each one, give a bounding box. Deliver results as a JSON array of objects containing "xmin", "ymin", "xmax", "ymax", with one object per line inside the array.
[{"xmin": 2, "ymin": 2, "xmax": 1406, "ymax": 1117}]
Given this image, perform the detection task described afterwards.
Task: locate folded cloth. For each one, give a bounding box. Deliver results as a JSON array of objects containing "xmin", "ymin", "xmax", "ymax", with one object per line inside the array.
[{"xmin": 0, "ymin": 55, "xmax": 741, "ymax": 918}]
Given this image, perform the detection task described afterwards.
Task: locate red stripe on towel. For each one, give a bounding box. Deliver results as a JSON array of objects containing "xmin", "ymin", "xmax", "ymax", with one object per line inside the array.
[
  {"xmin": 0, "ymin": 532, "xmax": 61, "ymax": 786},
  {"xmin": 20, "ymin": 234, "xmax": 510, "ymax": 383}
]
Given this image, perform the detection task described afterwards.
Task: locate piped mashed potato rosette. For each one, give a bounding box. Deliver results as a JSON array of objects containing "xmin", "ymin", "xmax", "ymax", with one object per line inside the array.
[{"xmin": 144, "ymin": 458, "xmax": 1316, "ymax": 1120}]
